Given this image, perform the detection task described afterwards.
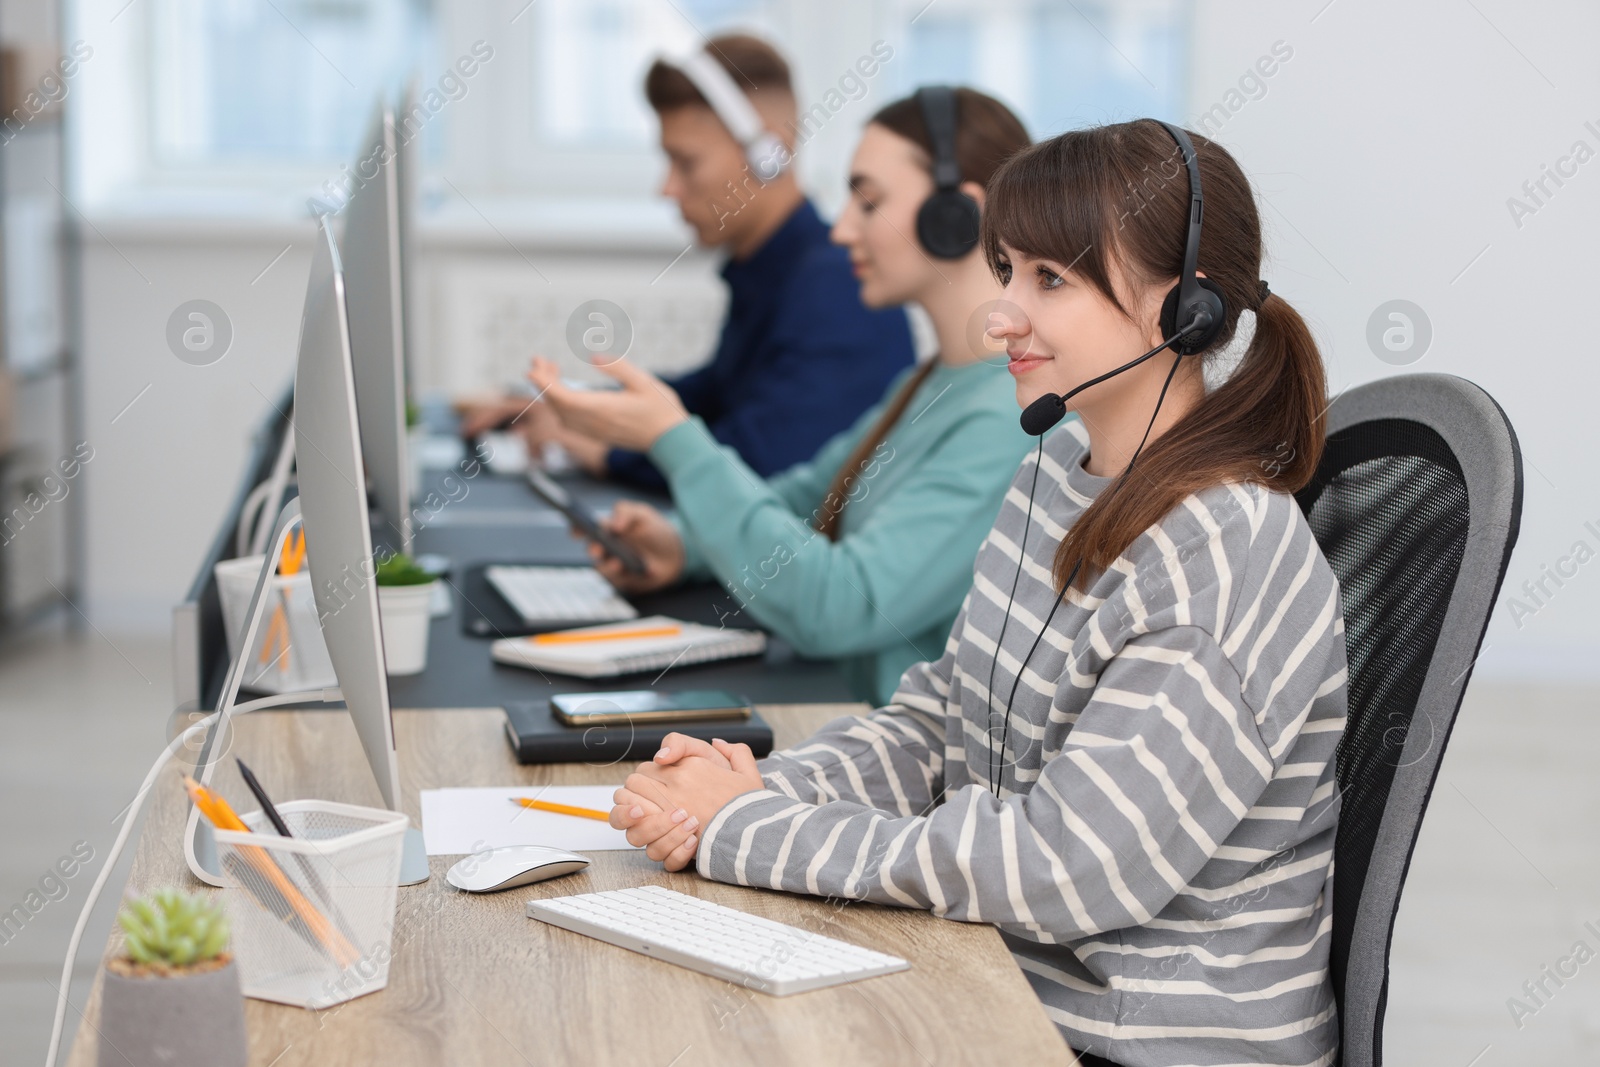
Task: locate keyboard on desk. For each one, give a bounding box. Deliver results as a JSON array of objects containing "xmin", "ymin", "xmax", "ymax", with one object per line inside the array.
[
  {"xmin": 485, "ymin": 564, "xmax": 638, "ymax": 626},
  {"xmin": 526, "ymin": 885, "xmax": 909, "ymax": 996}
]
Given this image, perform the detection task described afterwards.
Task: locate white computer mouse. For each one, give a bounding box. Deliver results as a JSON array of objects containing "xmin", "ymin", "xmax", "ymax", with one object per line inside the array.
[{"xmin": 446, "ymin": 845, "xmax": 590, "ymax": 893}]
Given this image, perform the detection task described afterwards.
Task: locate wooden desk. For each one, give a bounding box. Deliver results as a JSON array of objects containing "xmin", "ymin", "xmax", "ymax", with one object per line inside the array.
[{"xmin": 68, "ymin": 706, "xmax": 1072, "ymax": 1066}]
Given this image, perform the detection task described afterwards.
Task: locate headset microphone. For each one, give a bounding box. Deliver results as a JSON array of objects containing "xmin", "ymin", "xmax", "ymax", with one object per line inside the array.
[{"xmin": 1017, "ymin": 323, "xmax": 1204, "ymax": 436}]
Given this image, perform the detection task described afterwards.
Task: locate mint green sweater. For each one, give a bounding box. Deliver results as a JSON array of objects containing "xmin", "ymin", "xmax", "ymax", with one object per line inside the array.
[{"xmin": 648, "ymin": 357, "xmax": 1036, "ymax": 704}]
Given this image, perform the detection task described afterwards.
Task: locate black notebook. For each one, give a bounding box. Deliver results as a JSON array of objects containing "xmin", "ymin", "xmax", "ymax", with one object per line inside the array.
[{"xmin": 502, "ymin": 700, "xmax": 775, "ymax": 765}]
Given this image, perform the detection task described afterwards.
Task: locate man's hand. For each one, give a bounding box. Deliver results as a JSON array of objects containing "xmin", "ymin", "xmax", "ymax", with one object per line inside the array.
[
  {"xmin": 551, "ymin": 428, "xmax": 610, "ymax": 476},
  {"xmin": 455, "ymin": 394, "xmax": 534, "ymax": 438}
]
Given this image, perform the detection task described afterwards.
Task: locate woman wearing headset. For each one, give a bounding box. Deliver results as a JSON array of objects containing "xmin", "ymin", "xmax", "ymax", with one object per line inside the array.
[
  {"xmin": 529, "ymin": 88, "xmax": 1035, "ymax": 706},
  {"xmin": 614, "ymin": 120, "xmax": 1347, "ymax": 1067}
]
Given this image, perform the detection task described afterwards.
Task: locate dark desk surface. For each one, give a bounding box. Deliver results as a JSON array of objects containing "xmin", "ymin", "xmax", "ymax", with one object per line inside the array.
[{"xmin": 385, "ymin": 467, "xmax": 856, "ymax": 709}]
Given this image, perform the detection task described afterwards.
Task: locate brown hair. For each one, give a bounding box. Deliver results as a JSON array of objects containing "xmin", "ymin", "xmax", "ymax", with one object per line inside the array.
[
  {"xmin": 813, "ymin": 88, "xmax": 1030, "ymax": 541},
  {"xmin": 644, "ymin": 34, "xmax": 792, "ymax": 113},
  {"xmin": 868, "ymin": 87, "xmax": 1030, "ymax": 192},
  {"xmin": 980, "ymin": 119, "xmax": 1326, "ymax": 589}
]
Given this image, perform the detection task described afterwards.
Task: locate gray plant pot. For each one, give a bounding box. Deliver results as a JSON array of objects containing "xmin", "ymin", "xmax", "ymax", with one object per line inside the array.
[{"xmin": 98, "ymin": 958, "xmax": 247, "ymax": 1067}]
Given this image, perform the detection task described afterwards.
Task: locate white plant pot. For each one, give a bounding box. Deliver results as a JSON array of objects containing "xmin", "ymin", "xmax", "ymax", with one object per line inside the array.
[{"xmin": 378, "ymin": 581, "xmax": 436, "ymax": 676}]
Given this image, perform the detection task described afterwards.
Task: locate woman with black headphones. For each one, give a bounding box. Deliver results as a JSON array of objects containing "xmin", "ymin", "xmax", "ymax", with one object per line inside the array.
[
  {"xmin": 613, "ymin": 119, "xmax": 1346, "ymax": 1067},
  {"xmin": 529, "ymin": 88, "xmax": 1037, "ymax": 707}
]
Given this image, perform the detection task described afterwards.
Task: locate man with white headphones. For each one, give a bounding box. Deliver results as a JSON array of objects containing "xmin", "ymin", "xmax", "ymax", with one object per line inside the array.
[{"xmin": 465, "ymin": 34, "xmax": 914, "ymax": 489}]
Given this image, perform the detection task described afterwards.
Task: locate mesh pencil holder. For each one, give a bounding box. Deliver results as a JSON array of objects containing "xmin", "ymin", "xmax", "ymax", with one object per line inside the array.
[
  {"xmin": 214, "ymin": 555, "xmax": 338, "ymax": 694},
  {"xmin": 211, "ymin": 800, "xmax": 408, "ymax": 1009}
]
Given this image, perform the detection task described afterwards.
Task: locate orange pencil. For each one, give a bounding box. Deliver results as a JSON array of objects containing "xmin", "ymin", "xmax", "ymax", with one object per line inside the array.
[
  {"xmin": 184, "ymin": 776, "xmax": 360, "ymax": 966},
  {"xmin": 261, "ymin": 529, "xmax": 305, "ymax": 674},
  {"xmin": 531, "ymin": 625, "xmax": 681, "ymax": 646},
  {"xmin": 510, "ymin": 796, "xmax": 612, "ymax": 822}
]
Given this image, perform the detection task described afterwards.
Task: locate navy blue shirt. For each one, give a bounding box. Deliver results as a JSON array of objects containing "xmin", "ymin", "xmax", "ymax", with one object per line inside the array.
[{"xmin": 605, "ymin": 199, "xmax": 915, "ymax": 488}]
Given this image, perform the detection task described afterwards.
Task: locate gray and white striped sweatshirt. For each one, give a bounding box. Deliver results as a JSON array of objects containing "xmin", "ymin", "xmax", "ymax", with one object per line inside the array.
[{"xmin": 695, "ymin": 419, "xmax": 1348, "ymax": 1067}]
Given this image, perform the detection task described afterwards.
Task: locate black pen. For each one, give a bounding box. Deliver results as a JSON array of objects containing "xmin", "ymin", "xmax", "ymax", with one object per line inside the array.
[
  {"xmin": 236, "ymin": 758, "xmax": 294, "ymax": 836},
  {"xmin": 235, "ymin": 758, "xmax": 361, "ymax": 945}
]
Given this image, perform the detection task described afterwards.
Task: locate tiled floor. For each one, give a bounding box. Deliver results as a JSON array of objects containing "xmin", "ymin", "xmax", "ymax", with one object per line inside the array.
[
  {"xmin": 0, "ymin": 621, "xmax": 174, "ymax": 1066},
  {"xmin": 1, "ymin": 622, "xmax": 1595, "ymax": 1066}
]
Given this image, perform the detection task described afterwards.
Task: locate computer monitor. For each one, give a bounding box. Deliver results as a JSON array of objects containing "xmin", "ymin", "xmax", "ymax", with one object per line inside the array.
[
  {"xmin": 395, "ymin": 80, "xmax": 420, "ymax": 391},
  {"xmin": 341, "ymin": 103, "xmax": 412, "ymax": 557},
  {"xmin": 183, "ymin": 217, "xmax": 428, "ymax": 887}
]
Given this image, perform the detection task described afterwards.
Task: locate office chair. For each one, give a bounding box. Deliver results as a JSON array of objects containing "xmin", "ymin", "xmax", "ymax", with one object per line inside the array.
[{"xmin": 1294, "ymin": 373, "xmax": 1522, "ymax": 1067}]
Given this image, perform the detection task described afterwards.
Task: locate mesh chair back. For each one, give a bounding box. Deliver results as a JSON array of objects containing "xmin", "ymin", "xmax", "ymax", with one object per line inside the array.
[{"xmin": 1294, "ymin": 375, "xmax": 1521, "ymax": 1067}]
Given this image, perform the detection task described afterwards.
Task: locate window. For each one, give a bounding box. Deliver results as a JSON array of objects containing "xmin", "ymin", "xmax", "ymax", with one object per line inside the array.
[
  {"xmin": 876, "ymin": 0, "xmax": 1188, "ymax": 139},
  {"xmin": 529, "ymin": 0, "xmax": 774, "ymax": 150},
  {"xmin": 74, "ymin": 0, "xmax": 1190, "ymax": 211},
  {"xmin": 149, "ymin": 0, "xmax": 433, "ymax": 167}
]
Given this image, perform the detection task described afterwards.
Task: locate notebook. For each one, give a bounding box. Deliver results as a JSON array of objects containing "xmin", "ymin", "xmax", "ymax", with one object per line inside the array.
[
  {"xmin": 490, "ymin": 615, "xmax": 767, "ymax": 679},
  {"xmin": 502, "ymin": 702, "xmax": 774, "ymax": 765}
]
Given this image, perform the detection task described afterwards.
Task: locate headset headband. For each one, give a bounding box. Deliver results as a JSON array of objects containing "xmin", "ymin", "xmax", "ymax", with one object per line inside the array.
[
  {"xmin": 1156, "ymin": 121, "xmax": 1205, "ymax": 330},
  {"xmin": 916, "ymin": 86, "xmax": 963, "ymax": 191},
  {"xmin": 668, "ymin": 48, "xmax": 790, "ymax": 182}
]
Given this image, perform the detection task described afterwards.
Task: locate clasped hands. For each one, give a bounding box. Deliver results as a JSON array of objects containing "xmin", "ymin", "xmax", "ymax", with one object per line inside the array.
[{"xmin": 609, "ymin": 733, "xmax": 767, "ymax": 872}]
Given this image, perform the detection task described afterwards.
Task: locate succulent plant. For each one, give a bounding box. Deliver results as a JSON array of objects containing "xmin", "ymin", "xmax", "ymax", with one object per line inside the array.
[{"xmin": 118, "ymin": 888, "xmax": 230, "ymax": 968}]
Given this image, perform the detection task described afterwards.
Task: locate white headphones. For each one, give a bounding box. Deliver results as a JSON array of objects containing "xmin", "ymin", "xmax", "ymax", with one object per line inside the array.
[{"xmin": 667, "ymin": 47, "xmax": 792, "ymax": 183}]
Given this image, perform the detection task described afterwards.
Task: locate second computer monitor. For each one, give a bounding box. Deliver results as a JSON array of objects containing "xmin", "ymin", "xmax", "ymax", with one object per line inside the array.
[{"xmin": 341, "ymin": 103, "xmax": 412, "ymax": 557}]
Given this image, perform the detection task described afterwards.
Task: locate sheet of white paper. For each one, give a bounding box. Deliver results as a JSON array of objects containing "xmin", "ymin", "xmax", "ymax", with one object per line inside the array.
[{"xmin": 420, "ymin": 785, "xmax": 640, "ymax": 855}]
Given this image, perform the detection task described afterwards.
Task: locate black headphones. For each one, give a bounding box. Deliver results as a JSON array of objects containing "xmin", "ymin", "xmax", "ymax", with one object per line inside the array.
[
  {"xmin": 1017, "ymin": 120, "xmax": 1228, "ymax": 438},
  {"xmin": 914, "ymin": 86, "xmax": 982, "ymax": 260}
]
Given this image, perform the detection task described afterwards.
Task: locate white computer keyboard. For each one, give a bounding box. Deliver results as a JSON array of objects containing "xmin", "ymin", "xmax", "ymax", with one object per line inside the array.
[
  {"xmin": 526, "ymin": 885, "xmax": 909, "ymax": 996},
  {"xmin": 486, "ymin": 565, "xmax": 638, "ymax": 624}
]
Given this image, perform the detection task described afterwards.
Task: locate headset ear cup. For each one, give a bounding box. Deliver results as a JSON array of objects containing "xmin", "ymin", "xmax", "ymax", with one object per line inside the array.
[
  {"xmin": 916, "ymin": 190, "xmax": 982, "ymax": 260},
  {"xmin": 1158, "ymin": 284, "xmax": 1183, "ymax": 343},
  {"xmin": 747, "ymin": 133, "xmax": 790, "ymax": 182},
  {"xmin": 1159, "ymin": 277, "xmax": 1228, "ymax": 354}
]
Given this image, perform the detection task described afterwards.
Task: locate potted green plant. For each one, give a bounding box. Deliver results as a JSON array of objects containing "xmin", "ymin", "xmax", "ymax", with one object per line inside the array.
[
  {"xmin": 375, "ymin": 552, "xmax": 438, "ymax": 675},
  {"xmin": 99, "ymin": 888, "xmax": 247, "ymax": 1067}
]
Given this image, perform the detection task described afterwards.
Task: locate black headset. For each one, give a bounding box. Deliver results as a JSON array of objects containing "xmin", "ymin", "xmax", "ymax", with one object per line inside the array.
[
  {"xmin": 1017, "ymin": 120, "xmax": 1227, "ymax": 437},
  {"xmin": 1155, "ymin": 121, "xmax": 1227, "ymax": 357},
  {"xmin": 914, "ymin": 86, "xmax": 982, "ymax": 260},
  {"xmin": 989, "ymin": 120, "xmax": 1227, "ymax": 795}
]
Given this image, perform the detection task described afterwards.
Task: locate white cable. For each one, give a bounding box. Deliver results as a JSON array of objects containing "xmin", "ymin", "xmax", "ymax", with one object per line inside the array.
[
  {"xmin": 234, "ymin": 481, "xmax": 274, "ymax": 559},
  {"xmin": 237, "ymin": 423, "xmax": 298, "ymax": 558},
  {"xmin": 45, "ymin": 687, "xmax": 342, "ymax": 1067}
]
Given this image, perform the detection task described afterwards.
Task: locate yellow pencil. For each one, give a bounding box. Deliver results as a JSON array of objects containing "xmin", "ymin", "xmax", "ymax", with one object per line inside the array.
[
  {"xmin": 510, "ymin": 796, "xmax": 612, "ymax": 822},
  {"xmin": 530, "ymin": 625, "xmax": 681, "ymax": 645}
]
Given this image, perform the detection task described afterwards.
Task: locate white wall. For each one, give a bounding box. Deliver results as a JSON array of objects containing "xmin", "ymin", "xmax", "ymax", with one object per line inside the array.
[
  {"xmin": 77, "ymin": 227, "xmax": 315, "ymax": 629},
  {"xmin": 75, "ymin": 218, "xmax": 725, "ymax": 629},
  {"xmin": 1187, "ymin": 0, "xmax": 1600, "ymax": 680}
]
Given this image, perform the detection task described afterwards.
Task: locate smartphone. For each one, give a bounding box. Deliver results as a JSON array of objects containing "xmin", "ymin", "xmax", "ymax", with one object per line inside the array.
[
  {"xmin": 551, "ymin": 689, "xmax": 752, "ymax": 726},
  {"xmin": 524, "ymin": 468, "xmax": 647, "ymax": 575}
]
